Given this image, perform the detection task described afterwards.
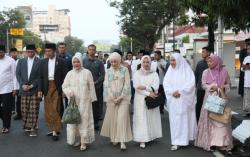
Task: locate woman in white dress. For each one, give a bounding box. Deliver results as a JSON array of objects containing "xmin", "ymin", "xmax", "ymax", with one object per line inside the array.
[
  {"xmin": 163, "ymin": 53, "xmax": 197, "ymax": 151},
  {"xmin": 62, "ymin": 53, "xmax": 97, "ymax": 151},
  {"xmin": 100, "ymin": 52, "xmax": 132, "ymax": 151},
  {"xmin": 133, "ymin": 55, "xmax": 162, "ymax": 149}
]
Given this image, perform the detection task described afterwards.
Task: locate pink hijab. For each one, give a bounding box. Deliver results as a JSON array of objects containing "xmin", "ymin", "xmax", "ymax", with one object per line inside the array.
[{"xmin": 206, "ymin": 54, "xmax": 228, "ymax": 87}]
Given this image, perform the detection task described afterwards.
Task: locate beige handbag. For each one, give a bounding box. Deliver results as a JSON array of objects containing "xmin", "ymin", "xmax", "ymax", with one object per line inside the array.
[{"xmin": 208, "ymin": 106, "xmax": 231, "ymax": 125}]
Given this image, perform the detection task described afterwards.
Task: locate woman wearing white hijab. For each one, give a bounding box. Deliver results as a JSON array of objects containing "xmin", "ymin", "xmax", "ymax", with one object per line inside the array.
[
  {"xmin": 62, "ymin": 53, "xmax": 97, "ymax": 151},
  {"xmin": 163, "ymin": 53, "xmax": 197, "ymax": 151},
  {"xmin": 133, "ymin": 55, "xmax": 162, "ymax": 149},
  {"xmin": 101, "ymin": 52, "xmax": 132, "ymax": 151}
]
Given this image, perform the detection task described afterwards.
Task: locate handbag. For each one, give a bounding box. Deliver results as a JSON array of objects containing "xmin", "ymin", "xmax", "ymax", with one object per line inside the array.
[
  {"xmin": 204, "ymin": 89, "xmax": 226, "ymax": 114},
  {"xmin": 145, "ymin": 87, "xmax": 164, "ymax": 109},
  {"xmin": 209, "ymin": 106, "xmax": 231, "ymax": 125},
  {"xmin": 62, "ymin": 96, "xmax": 81, "ymax": 124}
]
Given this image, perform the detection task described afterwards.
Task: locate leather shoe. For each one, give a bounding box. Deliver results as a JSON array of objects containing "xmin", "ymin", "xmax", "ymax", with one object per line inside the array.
[
  {"xmin": 46, "ymin": 132, "xmax": 53, "ymax": 136},
  {"xmin": 52, "ymin": 135, "xmax": 59, "ymax": 141},
  {"xmin": 47, "ymin": 131, "xmax": 60, "ymax": 136}
]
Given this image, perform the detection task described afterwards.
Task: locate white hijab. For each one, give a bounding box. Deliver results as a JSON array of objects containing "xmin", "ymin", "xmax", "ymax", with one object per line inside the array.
[
  {"xmin": 72, "ymin": 52, "xmax": 83, "ymax": 70},
  {"xmin": 163, "ymin": 53, "xmax": 196, "ymax": 108}
]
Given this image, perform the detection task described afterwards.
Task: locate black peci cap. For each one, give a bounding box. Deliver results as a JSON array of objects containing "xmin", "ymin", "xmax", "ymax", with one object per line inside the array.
[
  {"xmin": 26, "ymin": 44, "xmax": 36, "ymax": 51},
  {"xmin": 45, "ymin": 43, "xmax": 56, "ymax": 51}
]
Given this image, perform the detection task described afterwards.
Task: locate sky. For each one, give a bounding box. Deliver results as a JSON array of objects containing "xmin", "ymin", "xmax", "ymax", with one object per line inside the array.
[{"xmin": 0, "ymin": 0, "xmax": 121, "ymax": 45}]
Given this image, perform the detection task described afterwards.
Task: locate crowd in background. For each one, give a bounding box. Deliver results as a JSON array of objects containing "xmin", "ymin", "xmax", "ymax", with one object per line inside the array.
[{"xmin": 1, "ymin": 40, "xmax": 250, "ymax": 154}]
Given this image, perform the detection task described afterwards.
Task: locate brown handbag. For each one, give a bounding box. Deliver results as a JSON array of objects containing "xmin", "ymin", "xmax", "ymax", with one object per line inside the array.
[{"xmin": 208, "ymin": 106, "xmax": 231, "ymax": 125}]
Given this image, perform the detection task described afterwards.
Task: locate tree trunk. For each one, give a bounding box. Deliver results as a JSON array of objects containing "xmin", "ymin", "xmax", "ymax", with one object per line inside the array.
[
  {"xmin": 208, "ymin": 22, "xmax": 215, "ymax": 52},
  {"xmin": 148, "ymin": 41, "xmax": 155, "ymax": 51}
]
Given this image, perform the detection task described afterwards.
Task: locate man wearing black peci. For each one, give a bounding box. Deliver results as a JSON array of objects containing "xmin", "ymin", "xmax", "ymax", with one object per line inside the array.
[{"xmin": 38, "ymin": 43, "xmax": 67, "ymax": 141}]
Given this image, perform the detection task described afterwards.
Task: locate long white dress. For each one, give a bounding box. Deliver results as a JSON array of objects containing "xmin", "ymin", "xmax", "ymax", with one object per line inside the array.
[
  {"xmin": 62, "ymin": 68, "xmax": 97, "ymax": 145},
  {"xmin": 163, "ymin": 53, "xmax": 197, "ymax": 146},
  {"xmin": 133, "ymin": 70, "xmax": 162, "ymax": 142}
]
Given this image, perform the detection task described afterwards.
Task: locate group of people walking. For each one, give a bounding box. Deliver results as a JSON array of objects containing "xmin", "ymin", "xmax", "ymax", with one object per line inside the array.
[{"xmin": 0, "ymin": 42, "xmax": 237, "ymax": 154}]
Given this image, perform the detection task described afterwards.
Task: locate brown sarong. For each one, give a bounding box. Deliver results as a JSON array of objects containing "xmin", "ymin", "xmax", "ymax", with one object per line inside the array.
[
  {"xmin": 21, "ymin": 94, "xmax": 40, "ymax": 129},
  {"xmin": 44, "ymin": 81, "xmax": 62, "ymax": 132}
]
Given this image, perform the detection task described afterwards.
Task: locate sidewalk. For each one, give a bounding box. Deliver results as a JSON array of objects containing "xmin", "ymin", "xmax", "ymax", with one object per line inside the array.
[{"xmin": 228, "ymin": 87, "xmax": 250, "ymax": 157}]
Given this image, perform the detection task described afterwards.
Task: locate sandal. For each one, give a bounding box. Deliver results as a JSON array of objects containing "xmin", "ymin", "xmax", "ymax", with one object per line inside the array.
[
  {"xmin": 171, "ymin": 145, "xmax": 179, "ymax": 151},
  {"xmin": 140, "ymin": 143, "xmax": 146, "ymax": 149},
  {"xmin": 73, "ymin": 141, "xmax": 81, "ymax": 147},
  {"xmin": 80, "ymin": 144, "xmax": 87, "ymax": 151},
  {"xmin": 120, "ymin": 142, "xmax": 126, "ymax": 151},
  {"xmin": 2, "ymin": 128, "xmax": 9, "ymax": 134}
]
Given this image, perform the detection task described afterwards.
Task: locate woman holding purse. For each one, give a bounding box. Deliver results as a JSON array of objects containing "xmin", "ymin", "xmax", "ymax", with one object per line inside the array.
[
  {"xmin": 195, "ymin": 54, "xmax": 233, "ymax": 154},
  {"xmin": 100, "ymin": 52, "xmax": 132, "ymax": 151},
  {"xmin": 133, "ymin": 55, "xmax": 162, "ymax": 149},
  {"xmin": 62, "ymin": 53, "xmax": 97, "ymax": 151}
]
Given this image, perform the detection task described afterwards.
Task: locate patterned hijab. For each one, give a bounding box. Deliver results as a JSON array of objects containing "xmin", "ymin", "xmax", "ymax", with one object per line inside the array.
[{"xmin": 140, "ymin": 55, "xmax": 154, "ymax": 74}]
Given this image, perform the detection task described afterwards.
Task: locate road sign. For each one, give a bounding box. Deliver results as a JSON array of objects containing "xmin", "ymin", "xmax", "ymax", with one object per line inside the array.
[{"xmin": 10, "ymin": 28, "xmax": 24, "ymax": 36}]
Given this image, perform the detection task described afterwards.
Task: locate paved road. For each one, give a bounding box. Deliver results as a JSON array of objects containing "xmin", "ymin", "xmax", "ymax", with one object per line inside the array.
[
  {"xmin": 0, "ymin": 103, "xmax": 217, "ymax": 157},
  {"xmin": 228, "ymin": 88, "xmax": 243, "ymax": 114}
]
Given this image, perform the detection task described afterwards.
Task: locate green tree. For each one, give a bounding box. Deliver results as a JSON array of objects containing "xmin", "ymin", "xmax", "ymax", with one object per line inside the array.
[
  {"xmin": 110, "ymin": 0, "xmax": 186, "ymax": 51},
  {"xmin": 21, "ymin": 30, "xmax": 44, "ymax": 51},
  {"xmin": 182, "ymin": 35, "xmax": 190, "ymax": 43},
  {"xmin": 183, "ymin": 0, "xmax": 250, "ymax": 52},
  {"xmin": 64, "ymin": 35, "xmax": 85, "ymax": 54},
  {"xmin": 119, "ymin": 36, "xmax": 143, "ymax": 53},
  {"xmin": 0, "ymin": 8, "xmax": 26, "ymax": 45}
]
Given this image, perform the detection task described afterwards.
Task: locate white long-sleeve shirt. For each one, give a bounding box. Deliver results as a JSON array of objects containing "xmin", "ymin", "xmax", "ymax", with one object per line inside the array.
[
  {"xmin": 0, "ymin": 55, "xmax": 17, "ymax": 94},
  {"xmin": 14, "ymin": 60, "xmax": 20, "ymax": 90},
  {"xmin": 48, "ymin": 57, "xmax": 56, "ymax": 80}
]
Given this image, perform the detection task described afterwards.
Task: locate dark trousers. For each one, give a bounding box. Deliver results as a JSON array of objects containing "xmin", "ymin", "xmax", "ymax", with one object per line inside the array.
[
  {"xmin": 196, "ymin": 90, "xmax": 206, "ymax": 122},
  {"xmin": 159, "ymin": 85, "xmax": 166, "ymax": 112},
  {"xmin": 93, "ymin": 85, "xmax": 103, "ymax": 127},
  {"xmin": 12, "ymin": 90, "xmax": 21, "ymax": 116},
  {"xmin": 0, "ymin": 93, "xmax": 13, "ymax": 129},
  {"xmin": 238, "ymin": 71, "xmax": 244, "ymax": 97},
  {"xmin": 98, "ymin": 85, "xmax": 104, "ymax": 118}
]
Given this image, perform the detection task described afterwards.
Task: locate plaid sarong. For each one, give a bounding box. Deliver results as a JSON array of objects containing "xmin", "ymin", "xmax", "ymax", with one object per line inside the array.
[{"xmin": 21, "ymin": 94, "xmax": 40, "ymax": 129}]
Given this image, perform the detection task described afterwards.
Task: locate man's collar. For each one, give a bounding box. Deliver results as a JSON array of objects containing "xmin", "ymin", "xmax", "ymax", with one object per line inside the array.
[
  {"xmin": 88, "ymin": 56, "xmax": 95, "ymax": 61},
  {"xmin": 49, "ymin": 56, "xmax": 56, "ymax": 60},
  {"xmin": 28, "ymin": 56, "xmax": 35, "ymax": 60}
]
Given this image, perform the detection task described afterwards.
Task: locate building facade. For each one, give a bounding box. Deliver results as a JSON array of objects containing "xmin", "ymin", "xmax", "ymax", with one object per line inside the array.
[{"xmin": 17, "ymin": 5, "xmax": 71, "ymax": 43}]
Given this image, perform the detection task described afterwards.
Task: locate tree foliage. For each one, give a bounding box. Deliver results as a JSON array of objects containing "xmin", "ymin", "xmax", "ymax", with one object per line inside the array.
[
  {"xmin": 0, "ymin": 8, "xmax": 26, "ymax": 45},
  {"xmin": 183, "ymin": 0, "xmax": 250, "ymax": 51},
  {"xmin": 182, "ymin": 35, "xmax": 190, "ymax": 43},
  {"xmin": 119, "ymin": 36, "xmax": 143, "ymax": 53},
  {"xmin": 64, "ymin": 35, "xmax": 85, "ymax": 54},
  {"xmin": 110, "ymin": 0, "xmax": 186, "ymax": 51}
]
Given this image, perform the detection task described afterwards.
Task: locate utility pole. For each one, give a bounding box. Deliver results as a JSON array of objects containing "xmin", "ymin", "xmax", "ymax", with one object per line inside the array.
[
  {"xmin": 130, "ymin": 37, "xmax": 133, "ymax": 52},
  {"xmin": 163, "ymin": 26, "xmax": 166, "ymax": 58},
  {"xmin": 217, "ymin": 16, "xmax": 224, "ymax": 57},
  {"xmin": 6, "ymin": 29, "xmax": 9, "ymax": 53}
]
